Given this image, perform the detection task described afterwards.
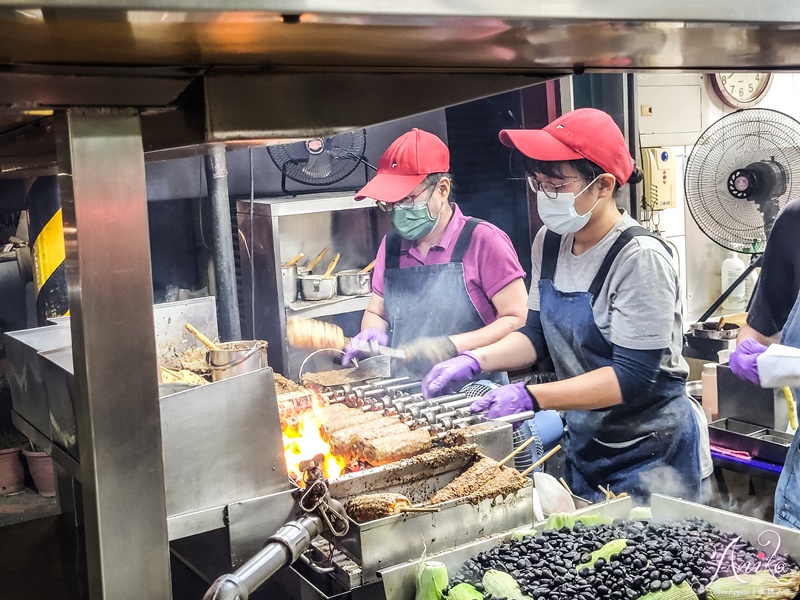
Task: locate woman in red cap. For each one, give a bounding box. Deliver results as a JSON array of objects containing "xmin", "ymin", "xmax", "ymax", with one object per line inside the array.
[
  {"xmin": 424, "ymin": 109, "xmax": 704, "ymax": 502},
  {"xmin": 342, "ymin": 128, "xmax": 528, "ymax": 380}
]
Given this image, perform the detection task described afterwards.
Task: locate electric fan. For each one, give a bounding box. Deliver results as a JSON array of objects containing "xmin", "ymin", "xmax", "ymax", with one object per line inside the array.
[
  {"xmin": 267, "ymin": 129, "xmax": 370, "ymax": 195},
  {"xmin": 684, "ymin": 108, "xmax": 800, "ymax": 319}
]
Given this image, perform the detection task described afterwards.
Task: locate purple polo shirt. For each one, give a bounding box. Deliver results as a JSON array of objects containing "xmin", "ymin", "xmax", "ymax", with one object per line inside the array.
[{"xmin": 372, "ymin": 204, "xmax": 525, "ymax": 324}]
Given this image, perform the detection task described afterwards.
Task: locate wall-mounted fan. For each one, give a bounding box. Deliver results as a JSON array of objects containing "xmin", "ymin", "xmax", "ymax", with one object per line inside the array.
[
  {"xmin": 684, "ymin": 108, "xmax": 800, "ymax": 319},
  {"xmin": 267, "ymin": 129, "xmax": 371, "ymax": 195}
]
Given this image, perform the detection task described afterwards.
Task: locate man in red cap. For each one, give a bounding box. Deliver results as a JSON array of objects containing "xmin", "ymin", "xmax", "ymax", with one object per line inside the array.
[
  {"xmin": 423, "ymin": 109, "xmax": 706, "ymax": 502},
  {"xmin": 343, "ymin": 128, "xmax": 528, "ymax": 378}
]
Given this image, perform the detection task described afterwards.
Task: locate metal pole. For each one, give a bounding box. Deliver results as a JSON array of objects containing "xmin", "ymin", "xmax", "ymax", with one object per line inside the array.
[
  {"xmin": 55, "ymin": 109, "xmax": 172, "ymax": 600},
  {"xmin": 204, "ymin": 146, "xmax": 241, "ymax": 342}
]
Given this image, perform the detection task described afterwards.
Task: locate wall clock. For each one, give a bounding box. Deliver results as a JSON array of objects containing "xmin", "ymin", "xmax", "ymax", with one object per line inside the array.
[{"xmin": 709, "ymin": 73, "xmax": 773, "ymax": 109}]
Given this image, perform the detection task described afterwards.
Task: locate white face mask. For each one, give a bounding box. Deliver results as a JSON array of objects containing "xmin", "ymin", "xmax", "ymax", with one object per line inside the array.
[{"xmin": 536, "ymin": 176, "xmax": 603, "ymax": 235}]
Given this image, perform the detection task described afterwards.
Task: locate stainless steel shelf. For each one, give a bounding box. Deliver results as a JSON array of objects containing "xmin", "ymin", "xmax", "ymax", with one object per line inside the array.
[{"xmin": 287, "ymin": 295, "xmax": 370, "ymax": 319}]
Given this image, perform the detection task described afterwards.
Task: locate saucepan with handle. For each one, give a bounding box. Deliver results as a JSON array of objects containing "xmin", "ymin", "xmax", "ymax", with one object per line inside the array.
[{"xmin": 300, "ymin": 253, "xmax": 340, "ymax": 300}]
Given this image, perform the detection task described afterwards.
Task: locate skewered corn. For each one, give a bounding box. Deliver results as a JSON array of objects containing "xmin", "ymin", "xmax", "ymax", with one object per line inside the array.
[{"xmin": 344, "ymin": 492, "xmax": 414, "ymax": 523}]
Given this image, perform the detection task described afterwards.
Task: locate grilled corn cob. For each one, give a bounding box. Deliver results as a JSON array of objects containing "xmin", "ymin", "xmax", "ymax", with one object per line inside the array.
[
  {"xmin": 429, "ymin": 457, "xmax": 500, "ymax": 505},
  {"xmin": 361, "ymin": 427, "xmax": 432, "ymax": 465},
  {"xmin": 344, "ymin": 492, "xmax": 414, "ymax": 523},
  {"xmin": 320, "ymin": 410, "xmax": 382, "ymax": 441}
]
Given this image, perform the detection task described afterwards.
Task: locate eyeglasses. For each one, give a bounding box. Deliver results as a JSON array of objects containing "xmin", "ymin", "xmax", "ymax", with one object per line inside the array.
[
  {"xmin": 526, "ymin": 176, "xmax": 579, "ymax": 199},
  {"xmin": 376, "ymin": 185, "xmax": 436, "ymax": 213}
]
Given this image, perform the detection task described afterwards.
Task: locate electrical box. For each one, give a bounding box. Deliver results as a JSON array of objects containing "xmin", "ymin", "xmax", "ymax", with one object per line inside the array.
[{"xmin": 641, "ymin": 147, "xmax": 677, "ymax": 210}]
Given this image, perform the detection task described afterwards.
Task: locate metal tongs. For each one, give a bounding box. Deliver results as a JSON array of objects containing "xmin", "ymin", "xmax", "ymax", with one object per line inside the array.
[{"xmin": 348, "ymin": 338, "xmax": 407, "ymax": 360}]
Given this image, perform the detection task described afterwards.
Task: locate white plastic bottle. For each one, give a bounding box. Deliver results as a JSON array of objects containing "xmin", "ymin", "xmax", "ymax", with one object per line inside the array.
[
  {"xmin": 744, "ymin": 268, "xmax": 760, "ymax": 305},
  {"xmin": 701, "ymin": 363, "xmax": 718, "ymax": 422},
  {"xmin": 721, "ymin": 251, "xmax": 746, "ymax": 311}
]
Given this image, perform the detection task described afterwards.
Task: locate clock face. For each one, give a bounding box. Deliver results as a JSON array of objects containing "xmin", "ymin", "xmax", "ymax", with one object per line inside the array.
[{"xmin": 711, "ymin": 73, "xmax": 773, "ymax": 108}]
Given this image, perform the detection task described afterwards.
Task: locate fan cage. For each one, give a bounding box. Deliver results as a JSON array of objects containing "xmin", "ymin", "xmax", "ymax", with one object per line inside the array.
[
  {"xmin": 267, "ymin": 130, "xmax": 367, "ymax": 187},
  {"xmin": 684, "ymin": 108, "xmax": 800, "ymax": 254}
]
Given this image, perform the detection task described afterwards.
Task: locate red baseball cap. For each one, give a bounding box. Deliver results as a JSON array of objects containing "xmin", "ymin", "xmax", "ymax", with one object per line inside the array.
[
  {"xmin": 499, "ymin": 108, "xmax": 634, "ymax": 185},
  {"xmin": 355, "ymin": 129, "xmax": 450, "ymax": 202}
]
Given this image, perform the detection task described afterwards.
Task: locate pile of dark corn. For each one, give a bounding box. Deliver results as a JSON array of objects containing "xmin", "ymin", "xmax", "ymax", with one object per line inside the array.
[{"xmin": 449, "ymin": 518, "xmax": 798, "ymax": 600}]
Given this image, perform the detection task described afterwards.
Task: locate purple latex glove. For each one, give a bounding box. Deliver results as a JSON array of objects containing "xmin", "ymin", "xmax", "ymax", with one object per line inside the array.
[
  {"xmin": 470, "ymin": 382, "xmax": 537, "ymax": 420},
  {"xmin": 342, "ymin": 328, "xmax": 389, "ymax": 366},
  {"xmin": 422, "ymin": 352, "xmax": 481, "ymax": 398},
  {"xmin": 728, "ymin": 338, "xmax": 768, "ymax": 386}
]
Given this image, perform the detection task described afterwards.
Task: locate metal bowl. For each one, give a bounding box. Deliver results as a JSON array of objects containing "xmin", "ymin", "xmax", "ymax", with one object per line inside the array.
[
  {"xmin": 337, "ymin": 269, "xmax": 372, "ymax": 296},
  {"xmin": 299, "ymin": 274, "xmax": 337, "ymax": 300},
  {"xmin": 686, "ymin": 380, "xmax": 702, "ymax": 401},
  {"xmin": 688, "ymin": 322, "xmax": 740, "ymax": 340}
]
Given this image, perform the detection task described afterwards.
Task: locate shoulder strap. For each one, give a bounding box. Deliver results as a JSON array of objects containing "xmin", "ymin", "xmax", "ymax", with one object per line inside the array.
[
  {"xmin": 540, "ymin": 229, "xmax": 562, "ymax": 281},
  {"xmin": 587, "ymin": 225, "xmax": 672, "ymax": 302},
  {"xmin": 385, "ymin": 232, "xmax": 403, "ymax": 270},
  {"xmin": 450, "ymin": 218, "xmax": 482, "ymax": 263}
]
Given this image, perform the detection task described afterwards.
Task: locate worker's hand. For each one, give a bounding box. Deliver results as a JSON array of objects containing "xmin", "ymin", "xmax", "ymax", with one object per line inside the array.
[
  {"xmin": 470, "ymin": 382, "xmax": 539, "ymax": 420},
  {"xmin": 729, "ymin": 338, "xmax": 768, "ymax": 386},
  {"xmin": 399, "ymin": 336, "xmax": 458, "ymax": 378},
  {"xmin": 422, "ymin": 352, "xmax": 481, "ymax": 398},
  {"xmin": 342, "ymin": 328, "xmax": 389, "ymax": 366}
]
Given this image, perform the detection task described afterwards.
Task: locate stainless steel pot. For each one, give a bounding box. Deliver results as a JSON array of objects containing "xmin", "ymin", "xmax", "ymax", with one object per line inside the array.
[
  {"xmin": 207, "ymin": 340, "xmax": 268, "ymax": 382},
  {"xmin": 299, "ymin": 275, "xmax": 337, "ymax": 300},
  {"xmin": 689, "ymin": 322, "xmax": 740, "ymax": 340},
  {"xmin": 281, "ymin": 265, "xmax": 298, "ymax": 304},
  {"xmin": 337, "ymin": 269, "xmax": 371, "ymax": 296}
]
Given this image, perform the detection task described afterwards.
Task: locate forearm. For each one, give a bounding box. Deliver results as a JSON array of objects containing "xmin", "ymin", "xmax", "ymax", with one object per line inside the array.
[
  {"xmin": 470, "ymin": 331, "xmax": 538, "ymax": 372},
  {"xmin": 361, "ymin": 294, "xmax": 389, "ymax": 332},
  {"xmin": 737, "ymin": 323, "xmax": 778, "ymax": 346},
  {"xmin": 531, "ymin": 366, "xmax": 623, "ymax": 411},
  {"xmin": 450, "ymin": 315, "xmax": 523, "ymax": 354}
]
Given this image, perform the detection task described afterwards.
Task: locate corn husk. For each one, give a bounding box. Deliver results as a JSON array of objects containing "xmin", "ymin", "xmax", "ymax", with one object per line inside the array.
[
  {"xmin": 482, "ymin": 569, "xmax": 530, "ymax": 600},
  {"xmin": 706, "ymin": 570, "xmax": 800, "ymax": 600},
  {"xmin": 629, "ymin": 506, "xmax": 654, "ymax": 520},
  {"xmin": 415, "ymin": 559, "xmax": 448, "ymax": 600},
  {"xmin": 640, "ymin": 581, "xmax": 698, "ymax": 600},
  {"xmin": 446, "ymin": 582, "xmax": 483, "ymax": 600},
  {"xmin": 576, "ymin": 538, "xmax": 629, "ymax": 571}
]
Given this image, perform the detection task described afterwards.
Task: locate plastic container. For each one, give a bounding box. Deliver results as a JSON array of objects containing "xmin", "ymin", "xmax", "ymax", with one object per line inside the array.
[
  {"xmin": 721, "ymin": 251, "xmax": 746, "ymax": 311},
  {"xmin": 701, "ymin": 363, "xmax": 719, "ymax": 421},
  {"xmin": 744, "ymin": 269, "xmax": 760, "ymax": 303}
]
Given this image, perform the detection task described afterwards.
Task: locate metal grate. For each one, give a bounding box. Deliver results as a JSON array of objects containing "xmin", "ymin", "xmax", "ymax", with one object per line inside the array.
[{"xmin": 685, "ymin": 108, "xmax": 800, "ymax": 253}]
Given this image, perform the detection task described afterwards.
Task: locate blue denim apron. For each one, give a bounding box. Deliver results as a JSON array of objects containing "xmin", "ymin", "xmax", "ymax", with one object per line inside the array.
[
  {"xmin": 539, "ymin": 227, "xmax": 701, "ymax": 502},
  {"xmin": 383, "ymin": 218, "xmax": 507, "ymax": 384},
  {"xmin": 774, "ymin": 291, "xmax": 800, "ymax": 528}
]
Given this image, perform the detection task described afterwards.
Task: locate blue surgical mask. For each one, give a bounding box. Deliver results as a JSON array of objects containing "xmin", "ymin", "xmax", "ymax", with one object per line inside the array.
[
  {"xmin": 536, "ymin": 176, "xmax": 602, "ymax": 235},
  {"xmin": 390, "ymin": 204, "xmax": 440, "ymax": 241}
]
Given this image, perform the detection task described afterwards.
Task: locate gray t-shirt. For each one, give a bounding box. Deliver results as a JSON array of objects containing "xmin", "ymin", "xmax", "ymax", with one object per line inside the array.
[{"xmin": 528, "ymin": 212, "xmax": 689, "ymax": 379}]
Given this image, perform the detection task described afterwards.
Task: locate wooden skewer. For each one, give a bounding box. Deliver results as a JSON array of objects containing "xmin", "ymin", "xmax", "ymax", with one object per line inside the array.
[
  {"xmin": 185, "ymin": 323, "xmax": 221, "ymax": 351},
  {"xmin": 306, "ymin": 247, "xmax": 329, "ymax": 271},
  {"xmin": 160, "ymin": 365, "xmax": 181, "ymax": 377},
  {"xmin": 498, "ymin": 435, "xmax": 539, "ymax": 467},
  {"xmin": 358, "ymin": 260, "xmax": 376, "ymax": 275},
  {"xmin": 520, "ymin": 443, "xmax": 562, "ymax": 477},
  {"xmin": 598, "ymin": 484, "xmax": 617, "ymax": 499},
  {"xmin": 559, "ymin": 477, "xmax": 574, "ymax": 496},
  {"xmin": 716, "ymin": 316, "xmax": 725, "ymax": 332},
  {"xmin": 284, "ymin": 252, "xmax": 304, "ymax": 267},
  {"xmin": 323, "ymin": 253, "xmax": 341, "ymax": 277}
]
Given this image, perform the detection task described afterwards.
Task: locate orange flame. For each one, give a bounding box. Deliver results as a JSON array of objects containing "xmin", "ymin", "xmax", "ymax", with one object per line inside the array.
[{"xmin": 282, "ymin": 393, "xmax": 347, "ymax": 482}]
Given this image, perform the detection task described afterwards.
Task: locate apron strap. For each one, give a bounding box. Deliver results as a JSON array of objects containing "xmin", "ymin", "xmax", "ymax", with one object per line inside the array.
[
  {"xmin": 450, "ymin": 218, "xmax": 482, "ymax": 263},
  {"xmin": 587, "ymin": 225, "xmax": 673, "ymax": 303},
  {"xmin": 385, "ymin": 231, "xmax": 403, "ymax": 270},
  {"xmin": 541, "ymin": 229, "xmax": 562, "ymax": 281}
]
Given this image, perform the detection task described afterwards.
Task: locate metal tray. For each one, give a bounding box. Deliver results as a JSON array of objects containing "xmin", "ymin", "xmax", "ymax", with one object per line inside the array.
[
  {"xmin": 380, "ymin": 494, "xmax": 800, "ymax": 600},
  {"xmin": 709, "ymin": 418, "xmax": 792, "ymax": 465},
  {"xmin": 327, "ymin": 444, "xmax": 532, "ymax": 585}
]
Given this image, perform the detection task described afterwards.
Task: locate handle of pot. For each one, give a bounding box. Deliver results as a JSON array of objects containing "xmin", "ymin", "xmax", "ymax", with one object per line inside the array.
[
  {"xmin": 298, "ymin": 348, "xmax": 346, "ymax": 380},
  {"xmin": 207, "ymin": 341, "xmax": 267, "ymax": 371}
]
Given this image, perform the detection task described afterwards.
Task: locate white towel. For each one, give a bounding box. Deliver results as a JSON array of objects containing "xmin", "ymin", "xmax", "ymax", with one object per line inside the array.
[{"xmin": 758, "ymin": 344, "xmax": 800, "ymax": 388}]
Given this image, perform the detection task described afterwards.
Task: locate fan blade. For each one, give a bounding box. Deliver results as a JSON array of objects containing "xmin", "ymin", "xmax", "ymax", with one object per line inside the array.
[{"xmin": 302, "ymin": 152, "xmax": 333, "ymax": 179}]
